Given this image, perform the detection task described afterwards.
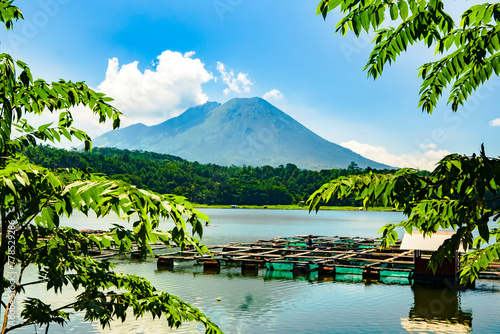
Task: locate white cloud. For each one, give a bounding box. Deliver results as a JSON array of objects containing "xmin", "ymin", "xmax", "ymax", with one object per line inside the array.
[
  {"xmin": 419, "ymin": 142, "xmax": 437, "ymax": 149},
  {"xmin": 489, "ymin": 118, "xmax": 500, "ymax": 126},
  {"xmin": 216, "ymin": 61, "xmax": 253, "ymax": 95},
  {"xmin": 263, "ymin": 89, "xmax": 284, "ymax": 101},
  {"xmin": 97, "ymin": 50, "xmax": 213, "ymax": 127},
  {"xmin": 340, "ymin": 140, "xmax": 451, "ymax": 171},
  {"xmin": 23, "ymin": 50, "xmax": 215, "ymax": 148}
]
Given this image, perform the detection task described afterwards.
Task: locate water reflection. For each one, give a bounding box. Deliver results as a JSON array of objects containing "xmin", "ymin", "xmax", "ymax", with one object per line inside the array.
[
  {"xmin": 238, "ymin": 294, "xmax": 254, "ymax": 311},
  {"xmin": 241, "ymin": 267, "xmax": 259, "ymax": 277},
  {"xmin": 401, "ymin": 285, "xmax": 473, "ymax": 333}
]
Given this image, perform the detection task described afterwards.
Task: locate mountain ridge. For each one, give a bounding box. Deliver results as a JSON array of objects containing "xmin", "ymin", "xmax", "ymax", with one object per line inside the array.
[{"xmin": 93, "ymin": 97, "xmax": 390, "ymax": 170}]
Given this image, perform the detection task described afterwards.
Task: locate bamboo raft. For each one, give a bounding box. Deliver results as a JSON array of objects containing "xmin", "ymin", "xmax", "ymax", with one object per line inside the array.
[{"xmin": 155, "ymin": 235, "xmax": 500, "ymax": 281}]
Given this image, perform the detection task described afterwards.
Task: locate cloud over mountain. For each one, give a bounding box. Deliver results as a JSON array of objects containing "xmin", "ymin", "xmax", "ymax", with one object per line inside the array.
[
  {"xmin": 263, "ymin": 89, "xmax": 284, "ymax": 101},
  {"xmin": 97, "ymin": 51, "xmax": 213, "ymax": 127},
  {"xmin": 216, "ymin": 62, "xmax": 253, "ymax": 95}
]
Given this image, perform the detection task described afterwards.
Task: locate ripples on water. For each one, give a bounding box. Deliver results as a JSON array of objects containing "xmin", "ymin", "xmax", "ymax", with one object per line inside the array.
[
  {"xmin": 9, "ymin": 209, "xmax": 500, "ymax": 333},
  {"xmin": 98, "ymin": 260, "xmax": 412, "ymax": 334},
  {"xmin": 91, "ymin": 258, "xmax": 498, "ymax": 334},
  {"xmin": 11, "ymin": 259, "xmax": 454, "ymax": 334}
]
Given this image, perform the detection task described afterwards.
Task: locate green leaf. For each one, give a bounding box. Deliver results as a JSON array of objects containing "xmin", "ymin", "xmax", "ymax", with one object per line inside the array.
[
  {"xmin": 478, "ymin": 221, "xmax": 490, "ymax": 242},
  {"xmin": 398, "ymin": 0, "xmax": 409, "ymax": 21},
  {"xmin": 390, "ymin": 3, "xmax": 398, "ymax": 20},
  {"xmin": 4, "ymin": 177, "xmax": 17, "ymax": 194},
  {"xmin": 360, "ymin": 10, "xmax": 370, "ymax": 32},
  {"xmin": 192, "ymin": 209, "xmax": 210, "ymax": 223}
]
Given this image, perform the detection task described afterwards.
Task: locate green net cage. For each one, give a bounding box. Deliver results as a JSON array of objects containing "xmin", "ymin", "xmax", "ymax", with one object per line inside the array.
[
  {"xmin": 335, "ymin": 267, "xmax": 364, "ymax": 275},
  {"xmin": 266, "ymin": 262, "xmax": 294, "ymax": 271},
  {"xmin": 380, "ymin": 270, "xmax": 410, "ymax": 278}
]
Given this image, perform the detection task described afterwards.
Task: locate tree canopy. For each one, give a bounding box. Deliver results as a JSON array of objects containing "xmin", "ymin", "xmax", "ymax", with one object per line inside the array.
[
  {"xmin": 0, "ymin": 1, "xmax": 220, "ymax": 333},
  {"xmin": 317, "ymin": 0, "xmax": 500, "ymax": 114},
  {"xmin": 23, "ymin": 145, "xmax": 398, "ymax": 207},
  {"xmin": 311, "ymin": 0, "xmax": 500, "ymax": 284}
]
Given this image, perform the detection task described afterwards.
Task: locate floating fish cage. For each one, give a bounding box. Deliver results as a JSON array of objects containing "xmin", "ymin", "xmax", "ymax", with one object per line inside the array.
[
  {"xmin": 155, "ymin": 235, "xmax": 417, "ymax": 282},
  {"xmin": 154, "ymin": 235, "xmax": 500, "ymax": 285}
]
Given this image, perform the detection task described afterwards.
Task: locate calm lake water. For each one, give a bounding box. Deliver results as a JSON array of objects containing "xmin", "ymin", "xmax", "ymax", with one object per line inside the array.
[{"xmin": 13, "ymin": 209, "xmax": 500, "ymax": 333}]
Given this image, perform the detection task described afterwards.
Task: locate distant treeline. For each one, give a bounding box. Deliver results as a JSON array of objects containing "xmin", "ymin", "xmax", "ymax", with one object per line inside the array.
[{"xmin": 25, "ymin": 146, "xmax": 402, "ymax": 206}]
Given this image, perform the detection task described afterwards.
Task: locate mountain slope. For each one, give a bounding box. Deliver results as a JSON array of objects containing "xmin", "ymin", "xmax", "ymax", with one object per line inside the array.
[{"xmin": 93, "ymin": 97, "xmax": 390, "ymax": 170}]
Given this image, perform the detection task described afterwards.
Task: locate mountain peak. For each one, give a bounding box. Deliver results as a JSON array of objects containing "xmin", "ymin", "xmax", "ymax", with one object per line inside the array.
[
  {"xmin": 213, "ymin": 97, "xmax": 286, "ymax": 124},
  {"xmin": 227, "ymin": 96, "xmax": 266, "ymax": 103},
  {"xmin": 149, "ymin": 101, "xmax": 221, "ymax": 136},
  {"xmin": 225, "ymin": 96, "xmax": 276, "ymax": 109},
  {"xmin": 93, "ymin": 99, "xmax": 390, "ymax": 170}
]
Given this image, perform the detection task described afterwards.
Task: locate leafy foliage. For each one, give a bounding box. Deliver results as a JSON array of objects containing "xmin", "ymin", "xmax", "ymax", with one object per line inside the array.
[
  {"xmin": 0, "ymin": 1, "xmax": 221, "ymax": 333},
  {"xmin": 313, "ymin": 0, "xmax": 500, "ymax": 285},
  {"xmin": 308, "ymin": 147, "xmax": 500, "ymax": 284},
  {"xmin": 317, "ymin": 0, "xmax": 500, "ymax": 113}
]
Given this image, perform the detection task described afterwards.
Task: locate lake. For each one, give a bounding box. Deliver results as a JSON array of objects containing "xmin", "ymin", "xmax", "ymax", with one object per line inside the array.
[{"xmin": 13, "ymin": 209, "xmax": 500, "ymax": 333}]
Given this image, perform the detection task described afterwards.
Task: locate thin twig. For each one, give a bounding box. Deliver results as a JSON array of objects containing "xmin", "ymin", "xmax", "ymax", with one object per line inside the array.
[
  {"xmin": 19, "ymin": 279, "xmax": 48, "ymax": 288},
  {"xmin": 17, "ymin": 193, "xmax": 55, "ymax": 236}
]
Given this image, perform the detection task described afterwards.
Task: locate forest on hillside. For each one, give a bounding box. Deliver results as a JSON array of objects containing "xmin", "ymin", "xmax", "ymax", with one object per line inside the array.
[{"xmin": 25, "ymin": 146, "xmax": 400, "ymax": 206}]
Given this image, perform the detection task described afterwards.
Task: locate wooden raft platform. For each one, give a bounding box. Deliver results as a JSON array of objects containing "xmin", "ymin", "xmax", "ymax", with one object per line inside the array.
[
  {"xmin": 155, "ymin": 235, "xmax": 500, "ymax": 280},
  {"xmin": 156, "ymin": 235, "xmax": 415, "ymax": 279}
]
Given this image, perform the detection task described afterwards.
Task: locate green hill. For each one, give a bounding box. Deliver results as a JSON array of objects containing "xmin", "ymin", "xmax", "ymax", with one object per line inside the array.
[{"xmin": 24, "ymin": 146, "xmax": 397, "ymax": 206}]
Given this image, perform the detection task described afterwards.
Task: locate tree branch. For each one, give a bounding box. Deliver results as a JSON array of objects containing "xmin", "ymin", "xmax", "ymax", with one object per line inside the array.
[
  {"xmin": 3, "ymin": 301, "xmax": 76, "ymax": 333},
  {"xmin": 19, "ymin": 279, "xmax": 48, "ymax": 288},
  {"xmin": 17, "ymin": 192, "xmax": 55, "ymax": 236},
  {"xmin": 50, "ymin": 302, "xmax": 76, "ymax": 314},
  {"xmin": 2, "ymin": 320, "xmax": 30, "ymax": 334},
  {"xmin": 0, "ymin": 200, "xmax": 8, "ymax": 314},
  {"xmin": 1, "ymin": 282, "xmax": 18, "ymax": 334}
]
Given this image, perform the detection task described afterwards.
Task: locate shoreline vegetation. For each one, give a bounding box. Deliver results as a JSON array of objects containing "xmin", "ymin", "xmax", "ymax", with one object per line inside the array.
[
  {"xmin": 194, "ymin": 204, "xmax": 399, "ymax": 211},
  {"xmin": 24, "ymin": 146, "xmax": 405, "ymax": 207}
]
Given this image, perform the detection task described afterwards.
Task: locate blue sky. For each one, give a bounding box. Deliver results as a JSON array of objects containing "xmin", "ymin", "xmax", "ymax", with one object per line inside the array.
[{"xmin": 1, "ymin": 0, "xmax": 498, "ymax": 170}]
